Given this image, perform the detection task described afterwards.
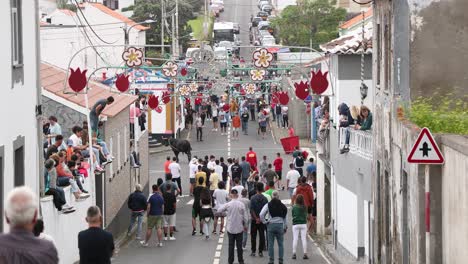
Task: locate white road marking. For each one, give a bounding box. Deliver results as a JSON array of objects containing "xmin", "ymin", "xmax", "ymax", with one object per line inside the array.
[
  {"xmin": 187, "ymin": 199, "xmax": 194, "ymax": 205},
  {"xmin": 214, "ymin": 251, "xmax": 221, "ymax": 258},
  {"xmin": 216, "ymin": 244, "xmax": 222, "ymax": 250},
  {"xmin": 308, "ymin": 234, "xmax": 333, "ymax": 264},
  {"xmin": 281, "ymin": 199, "xmax": 291, "ymax": 205},
  {"xmin": 218, "ymin": 237, "xmax": 224, "ymax": 244},
  {"xmin": 213, "ymin": 259, "xmax": 220, "ymax": 264},
  {"xmin": 149, "ymin": 170, "xmax": 166, "ymax": 173}
]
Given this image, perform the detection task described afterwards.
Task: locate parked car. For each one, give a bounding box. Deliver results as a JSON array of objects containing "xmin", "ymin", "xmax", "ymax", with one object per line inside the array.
[
  {"xmin": 214, "ymin": 47, "xmax": 228, "ymax": 61},
  {"xmin": 262, "ymin": 4, "xmax": 273, "ymax": 14},
  {"xmin": 250, "ymin": 16, "xmax": 263, "ymax": 28},
  {"xmin": 257, "ymin": 11, "xmax": 269, "ymax": 20},
  {"xmin": 258, "ymin": 0, "xmax": 269, "ymax": 9}
]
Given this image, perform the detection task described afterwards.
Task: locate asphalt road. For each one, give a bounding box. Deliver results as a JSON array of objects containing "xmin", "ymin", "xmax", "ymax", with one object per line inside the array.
[{"xmin": 114, "ymin": 1, "xmax": 330, "ymax": 263}]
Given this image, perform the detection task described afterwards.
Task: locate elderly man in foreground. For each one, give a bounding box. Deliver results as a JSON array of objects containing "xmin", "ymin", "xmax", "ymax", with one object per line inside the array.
[{"xmin": 0, "ymin": 186, "xmax": 59, "ymax": 263}]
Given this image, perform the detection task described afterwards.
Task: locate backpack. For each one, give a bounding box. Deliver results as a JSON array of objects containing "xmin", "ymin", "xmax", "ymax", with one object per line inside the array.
[{"xmin": 295, "ymin": 157, "xmax": 304, "ymax": 167}]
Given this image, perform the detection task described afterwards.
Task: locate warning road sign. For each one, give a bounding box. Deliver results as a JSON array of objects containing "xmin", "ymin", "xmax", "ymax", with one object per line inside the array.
[{"xmin": 407, "ymin": 127, "xmax": 445, "ymax": 164}]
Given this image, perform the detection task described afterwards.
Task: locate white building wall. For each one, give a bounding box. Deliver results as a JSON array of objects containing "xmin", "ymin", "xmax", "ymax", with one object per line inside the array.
[
  {"xmin": 337, "ymin": 184, "xmax": 359, "ymax": 258},
  {"xmin": 0, "ymin": 0, "xmax": 41, "ymax": 231}
]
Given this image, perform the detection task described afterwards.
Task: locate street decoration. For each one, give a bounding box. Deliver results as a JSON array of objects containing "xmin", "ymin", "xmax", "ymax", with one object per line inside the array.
[
  {"xmin": 222, "ymin": 104, "xmax": 230, "ymax": 112},
  {"xmin": 310, "ymin": 70, "xmax": 329, "ymax": 95},
  {"xmin": 115, "ymin": 74, "xmax": 130, "ymax": 93},
  {"xmin": 180, "ymin": 67, "xmax": 188, "ymax": 77},
  {"xmin": 271, "ymin": 92, "xmax": 279, "ymax": 104},
  {"xmin": 161, "ymin": 91, "xmax": 171, "ymax": 104},
  {"xmin": 122, "ymin": 47, "xmax": 143, "ymax": 67},
  {"xmin": 253, "ymin": 48, "xmax": 273, "ymax": 68},
  {"xmin": 185, "ymin": 97, "xmax": 191, "ymax": 105},
  {"xmin": 189, "ymin": 82, "xmax": 198, "ymax": 92},
  {"xmin": 245, "ymin": 83, "xmax": 257, "ymax": 95},
  {"xmin": 178, "ymin": 84, "xmax": 190, "ymax": 96},
  {"xmin": 294, "ymin": 80, "xmax": 309, "ymax": 100},
  {"xmin": 68, "ymin": 67, "xmax": 88, "ymax": 93},
  {"xmin": 148, "ymin": 94, "xmax": 159, "ymax": 110},
  {"xmin": 278, "ymin": 91, "xmax": 290, "ymax": 105},
  {"xmin": 162, "ymin": 61, "xmax": 178, "ymax": 77},
  {"xmin": 250, "ymin": 69, "xmax": 266, "ymax": 81},
  {"xmin": 155, "ymin": 106, "xmax": 163, "ymax": 113}
]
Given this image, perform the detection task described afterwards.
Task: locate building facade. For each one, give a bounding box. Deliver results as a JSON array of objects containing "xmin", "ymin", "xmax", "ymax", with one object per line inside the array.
[
  {"xmin": 373, "ymin": 1, "xmax": 468, "ymax": 264},
  {"xmin": 0, "ymin": 0, "xmax": 42, "ymax": 232}
]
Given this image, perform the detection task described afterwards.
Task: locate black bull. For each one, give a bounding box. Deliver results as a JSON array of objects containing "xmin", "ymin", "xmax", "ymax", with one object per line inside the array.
[{"xmin": 163, "ymin": 138, "xmax": 192, "ymax": 162}]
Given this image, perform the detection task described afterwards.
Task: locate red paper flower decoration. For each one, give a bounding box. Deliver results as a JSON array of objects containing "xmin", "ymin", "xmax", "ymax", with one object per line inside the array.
[
  {"xmin": 148, "ymin": 95, "xmax": 159, "ymax": 110},
  {"xmin": 271, "ymin": 92, "xmax": 279, "ymax": 104},
  {"xmin": 195, "ymin": 93, "xmax": 203, "ymax": 105},
  {"xmin": 278, "ymin": 92, "xmax": 289, "ymax": 105},
  {"xmin": 185, "ymin": 97, "xmax": 191, "ymax": 105},
  {"xmin": 223, "ymin": 104, "xmax": 230, "ymax": 112},
  {"xmin": 68, "ymin": 67, "xmax": 87, "ymax": 93},
  {"xmin": 310, "ymin": 70, "xmax": 329, "ymax": 95},
  {"xmin": 294, "ymin": 81, "xmax": 309, "ymax": 100},
  {"xmin": 155, "ymin": 106, "xmax": 163, "ymax": 113},
  {"xmin": 115, "ymin": 74, "xmax": 130, "ymax": 93},
  {"xmin": 161, "ymin": 91, "xmax": 171, "ymax": 104},
  {"xmin": 180, "ymin": 67, "xmax": 188, "ymax": 77}
]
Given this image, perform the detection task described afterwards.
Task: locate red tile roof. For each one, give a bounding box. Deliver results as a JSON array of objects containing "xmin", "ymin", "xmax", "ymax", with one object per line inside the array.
[
  {"xmin": 86, "ymin": 3, "xmax": 149, "ymax": 31},
  {"xmin": 340, "ymin": 9, "xmax": 373, "ymax": 29},
  {"xmin": 40, "ymin": 63, "xmax": 137, "ymax": 117}
]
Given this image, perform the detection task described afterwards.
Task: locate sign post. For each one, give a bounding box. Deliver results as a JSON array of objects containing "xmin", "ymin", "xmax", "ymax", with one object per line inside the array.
[{"xmin": 407, "ymin": 127, "xmax": 444, "ymax": 264}]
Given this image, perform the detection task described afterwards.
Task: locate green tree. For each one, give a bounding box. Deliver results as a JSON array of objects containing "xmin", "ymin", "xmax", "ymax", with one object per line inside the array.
[{"xmin": 271, "ymin": 0, "xmax": 346, "ymax": 50}]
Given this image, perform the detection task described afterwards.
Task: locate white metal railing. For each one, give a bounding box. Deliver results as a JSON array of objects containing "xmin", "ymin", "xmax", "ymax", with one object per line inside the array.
[{"xmin": 339, "ymin": 127, "xmax": 372, "ymax": 160}]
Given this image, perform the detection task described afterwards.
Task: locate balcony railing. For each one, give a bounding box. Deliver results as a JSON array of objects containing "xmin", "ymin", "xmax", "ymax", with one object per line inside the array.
[{"xmin": 339, "ymin": 127, "xmax": 372, "ymax": 160}]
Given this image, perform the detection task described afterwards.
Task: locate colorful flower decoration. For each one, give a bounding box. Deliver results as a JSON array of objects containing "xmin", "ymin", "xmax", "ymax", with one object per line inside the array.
[
  {"xmin": 252, "ymin": 48, "xmax": 273, "ymax": 68},
  {"xmin": 162, "ymin": 61, "xmax": 178, "ymax": 77},
  {"xmin": 250, "ymin": 69, "xmax": 266, "ymax": 81},
  {"xmin": 115, "ymin": 74, "xmax": 130, "ymax": 93},
  {"xmin": 148, "ymin": 95, "xmax": 159, "ymax": 110},
  {"xmin": 161, "ymin": 91, "xmax": 171, "ymax": 104},
  {"xmin": 68, "ymin": 67, "xmax": 87, "ymax": 93},
  {"xmin": 294, "ymin": 80, "xmax": 309, "ymax": 100},
  {"xmin": 189, "ymin": 82, "xmax": 198, "ymax": 92},
  {"xmin": 178, "ymin": 84, "xmax": 190, "ymax": 96},
  {"xmin": 122, "ymin": 47, "xmax": 143, "ymax": 67},
  {"xmin": 278, "ymin": 91, "xmax": 290, "ymax": 105},
  {"xmin": 310, "ymin": 70, "xmax": 329, "ymax": 95},
  {"xmin": 245, "ymin": 83, "xmax": 257, "ymax": 95},
  {"xmin": 180, "ymin": 67, "xmax": 188, "ymax": 77}
]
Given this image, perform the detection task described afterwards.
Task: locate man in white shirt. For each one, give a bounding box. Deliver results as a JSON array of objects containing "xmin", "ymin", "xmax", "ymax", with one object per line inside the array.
[
  {"xmin": 189, "ymin": 158, "xmax": 198, "ymax": 196},
  {"xmin": 214, "ymin": 160, "xmax": 223, "ymax": 177},
  {"xmin": 286, "ymin": 163, "xmax": 300, "ymax": 198},
  {"xmin": 47, "ymin": 116, "xmax": 62, "ymax": 145},
  {"xmin": 231, "ymin": 178, "xmax": 244, "ymax": 195},
  {"xmin": 208, "ymin": 155, "xmax": 216, "ymax": 170},
  {"xmin": 69, "ymin": 126, "xmax": 103, "ymax": 172},
  {"xmin": 168, "ymin": 157, "xmax": 182, "ymax": 195}
]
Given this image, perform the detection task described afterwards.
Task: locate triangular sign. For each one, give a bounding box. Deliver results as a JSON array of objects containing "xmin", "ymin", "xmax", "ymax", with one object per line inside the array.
[{"xmin": 407, "ymin": 127, "xmax": 445, "ymax": 164}]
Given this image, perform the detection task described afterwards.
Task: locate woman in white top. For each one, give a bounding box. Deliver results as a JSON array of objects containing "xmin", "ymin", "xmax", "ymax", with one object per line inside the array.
[{"xmin": 212, "ymin": 181, "xmax": 229, "ymax": 234}]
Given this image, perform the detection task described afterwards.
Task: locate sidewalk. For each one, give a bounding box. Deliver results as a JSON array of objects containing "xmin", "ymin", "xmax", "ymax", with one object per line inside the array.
[{"xmin": 313, "ymin": 234, "xmax": 367, "ymax": 264}]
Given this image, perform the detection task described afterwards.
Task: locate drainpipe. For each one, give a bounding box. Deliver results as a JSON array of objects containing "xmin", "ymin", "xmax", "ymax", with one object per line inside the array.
[{"xmin": 34, "ymin": 0, "xmax": 45, "ymax": 198}]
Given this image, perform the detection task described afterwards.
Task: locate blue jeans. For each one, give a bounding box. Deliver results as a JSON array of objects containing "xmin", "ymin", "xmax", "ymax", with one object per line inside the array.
[
  {"xmin": 267, "ymin": 223, "xmax": 284, "ymax": 262},
  {"xmin": 98, "ymin": 141, "xmax": 110, "ymax": 156},
  {"xmin": 128, "ymin": 211, "xmax": 144, "ymax": 238},
  {"xmin": 242, "ymin": 120, "xmax": 248, "ymax": 134}
]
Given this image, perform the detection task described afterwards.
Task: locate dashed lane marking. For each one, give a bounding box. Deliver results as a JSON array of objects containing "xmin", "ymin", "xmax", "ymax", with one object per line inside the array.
[{"xmin": 216, "ymin": 244, "xmax": 222, "ymax": 250}]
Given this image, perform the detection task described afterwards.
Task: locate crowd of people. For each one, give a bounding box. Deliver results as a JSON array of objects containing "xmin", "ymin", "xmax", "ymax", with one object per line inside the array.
[
  {"xmin": 123, "ymin": 146, "xmax": 317, "ymax": 264},
  {"xmin": 185, "ymin": 93, "xmax": 291, "ymax": 141}
]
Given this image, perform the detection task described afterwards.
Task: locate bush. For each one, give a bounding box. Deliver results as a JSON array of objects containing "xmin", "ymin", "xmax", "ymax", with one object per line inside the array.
[{"xmin": 409, "ymin": 95, "xmax": 468, "ymax": 134}]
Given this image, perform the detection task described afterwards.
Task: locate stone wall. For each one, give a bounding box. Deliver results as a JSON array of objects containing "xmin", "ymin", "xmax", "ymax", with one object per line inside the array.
[{"xmin": 42, "ymin": 95, "xmax": 86, "ymax": 138}]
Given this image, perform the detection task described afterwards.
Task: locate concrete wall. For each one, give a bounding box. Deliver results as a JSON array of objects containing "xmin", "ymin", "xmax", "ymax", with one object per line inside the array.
[
  {"xmin": 440, "ymin": 135, "xmax": 468, "ymax": 264},
  {"xmin": 103, "ymin": 108, "xmax": 149, "ymax": 236},
  {"xmin": 0, "ymin": 0, "xmax": 41, "ymax": 232}
]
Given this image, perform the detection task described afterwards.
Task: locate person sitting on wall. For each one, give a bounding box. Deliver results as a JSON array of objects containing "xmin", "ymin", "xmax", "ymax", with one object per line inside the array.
[{"xmin": 69, "ymin": 126, "xmax": 104, "ymax": 173}]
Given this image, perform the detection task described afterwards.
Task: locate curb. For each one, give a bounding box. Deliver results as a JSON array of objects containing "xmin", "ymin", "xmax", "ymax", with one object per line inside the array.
[
  {"xmin": 310, "ymin": 234, "xmax": 340, "ymax": 264},
  {"xmin": 149, "ymin": 147, "xmax": 172, "ymax": 154}
]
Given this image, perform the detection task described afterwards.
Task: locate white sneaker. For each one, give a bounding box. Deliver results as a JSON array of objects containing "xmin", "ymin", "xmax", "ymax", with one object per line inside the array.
[
  {"xmin": 80, "ymin": 193, "xmax": 90, "ymax": 198},
  {"xmin": 169, "ymin": 236, "xmax": 176, "ymax": 241},
  {"xmin": 164, "ymin": 237, "xmax": 168, "ymax": 241},
  {"xmin": 140, "ymin": 241, "xmax": 148, "ymax": 247},
  {"xmin": 158, "ymin": 242, "xmax": 163, "ymax": 247}
]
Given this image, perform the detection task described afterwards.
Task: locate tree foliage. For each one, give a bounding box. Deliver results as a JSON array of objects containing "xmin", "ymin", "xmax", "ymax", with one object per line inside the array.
[{"xmin": 271, "ymin": 0, "xmax": 346, "ymax": 50}]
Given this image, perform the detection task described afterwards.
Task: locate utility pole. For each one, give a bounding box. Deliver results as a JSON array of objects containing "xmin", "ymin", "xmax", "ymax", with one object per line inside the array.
[
  {"xmin": 175, "ymin": 0, "xmax": 179, "ymax": 57},
  {"xmin": 161, "ymin": 0, "xmax": 165, "ymax": 55}
]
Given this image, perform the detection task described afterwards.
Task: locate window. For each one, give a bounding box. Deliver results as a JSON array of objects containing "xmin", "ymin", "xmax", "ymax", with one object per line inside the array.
[
  {"xmin": 109, "ymin": 137, "xmax": 114, "ymax": 177},
  {"xmin": 0, "ymin": 146, "xmax": 4, "ymax": 232},
  {"xmin": 14, "ymin": 146, "xmax": 24, "ymax": 186},
  {"xmin": 124, "ymin": 126, "xmax": 128, "ymax": 162},
  {"xmin": 117, "ymin": 132, "xmax": 121, "ymax": 170},
  {"xmin": 376, "ymin": 23, "xmax": 381, "ymax": 88},
  {"xmin": 11, "ymin": 0, "xmax": 23, "ymax": 67}
]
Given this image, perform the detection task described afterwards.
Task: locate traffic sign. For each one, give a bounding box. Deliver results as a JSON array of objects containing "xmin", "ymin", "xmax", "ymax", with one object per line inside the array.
[{"xmin": 407, "ymin": 127, "xmax": 444, "ymax": 164}]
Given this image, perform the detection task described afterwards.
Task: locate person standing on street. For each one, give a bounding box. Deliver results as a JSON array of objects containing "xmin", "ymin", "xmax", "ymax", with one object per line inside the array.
[
  {"xmin": 213, "ymin": 181, "xmax": 229, "ymax": 234},
  {"xmin": 196, "ymin": 113, "xmax": 203, "ymax": 141},
  {"xmin": 240, "ymin": 156, "xmax": 251, "ymax": 188},
  {"xmin": 306, "ymin": 158, "xmax": 317, "ymax": 179},
  {"xmin": 260, "ymin": 191, "xmax": 288, "ymax": 264},
  {"xmin": 217, "ymin": 189, "xmax": 249, "ymax": 264},
  {"xmin": 219, "ymin": 107, "xmax": 228, "ymax": 135},
  {"xmin": 192, "ymin": 177, "xmax": 206, "ymax": 235},
  {"xmin": 246, "ymin": 147, "xmax": 258, "ymax": 169},
  {"xmin": 90, "ymin": 96, "xmax": 114, "ymax": 133},
  {"xmin": 286, "ymin": 163, "xmax": 301, "ymax": 199},
  {"xmin": 232, "ymin": 112, "xmax": 241, "ymax": 140},
  {"xmin": 273, "ymin": 153, "xmax": 284, "ymax": 190},
  {"xmin": 293, "ymin": 152, "xmax": 305, "ymax": 177},
  {"xmin": 250, "ymin": 182, "xmax": 268, "ymax": 257},
  {"xmin": 231, "ymin": 159, "xmax": 242, "ymax": 183},
  {"xmin": 79, "ymin": 206, "xmax": 115, "ymax": 264},
  {"xmin": 164, "ymin": 156, "xmax": 171, "ymax": 174},
  {"xmin": 281, "ymin": 105, "xmax": 289, "ymax": 129},
  {"xmin": 239, "ymin": 189, "xmax": 251, "ymax": 250},
  {"xmin": 168, "ymin": 157, "xmax": 182, "ymax": 195},
  {"xmin": 127, "ymin": 184, "xmax": 147, "ymax": 240},
  {"xmin": 163, "ymin": 184, "xmax": 177, "ymax": 241},
  {"xmin": 259, "ymin": 155, "xmax": 268, "ymax": 178},
  {"xmin": 291, "ymin": 195, "xmax": 309, "ymax": 260},
  {"xmin": 220, "ymin": 157, "xmax": 229, "ymax": 183},
  {"xmin": 141, "ymin": 185, "xmax": 164, "ymax": 247},
  {"xmin": 0, "ymin": 186, "xmax": 59, "ymax": 264},
  {"xmin": 294, "ymin": 177, "xmax": 315, "ymax": 232},
  {"xmin": 241, "ymin": 108, "xmax": 249, "ymax": 135},
  {"xmin": 189, "ymin": 158, "xmax": 199, "ymax": 196}
]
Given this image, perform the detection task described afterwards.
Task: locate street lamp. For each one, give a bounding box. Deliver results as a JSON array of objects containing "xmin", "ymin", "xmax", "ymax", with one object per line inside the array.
[{"xmin": 123, "ymin": 19, "xmax": 157, "ymax": 46}]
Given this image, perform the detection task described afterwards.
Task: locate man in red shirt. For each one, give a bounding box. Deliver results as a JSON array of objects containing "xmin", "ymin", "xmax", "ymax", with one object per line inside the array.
[
  {"xmin": 163, "ymin": 156, "xmax": 171, "ymax": 174},
  {"xmin": 273, "ymin": 152, "xmax": 284, "ymax": 190},
  {"xmin": 245, "ymin": 147, "xmax": 258, "ymax": 170}
]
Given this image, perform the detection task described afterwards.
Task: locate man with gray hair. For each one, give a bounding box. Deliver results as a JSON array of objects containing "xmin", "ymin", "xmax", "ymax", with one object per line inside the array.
[
  {"xmin": 0, "ymin": 186, "xmax": 58, "ymax": 263},
  {"xmin": 127, "ymin": 184, "xmax": 148, "ymax": 240},
  {"xmin": 260, "ymin": 190, "xmax": 288, "ymax": 264},
  {"xmin": 78, "ymin": 206, "xmax": 115, "ymax": 264}
]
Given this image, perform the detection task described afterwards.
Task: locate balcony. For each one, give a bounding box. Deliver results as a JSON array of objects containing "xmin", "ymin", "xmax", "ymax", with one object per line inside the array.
[{"xmin": 339, "ymin": 127, "xmax": 372, "ymax": 160}]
